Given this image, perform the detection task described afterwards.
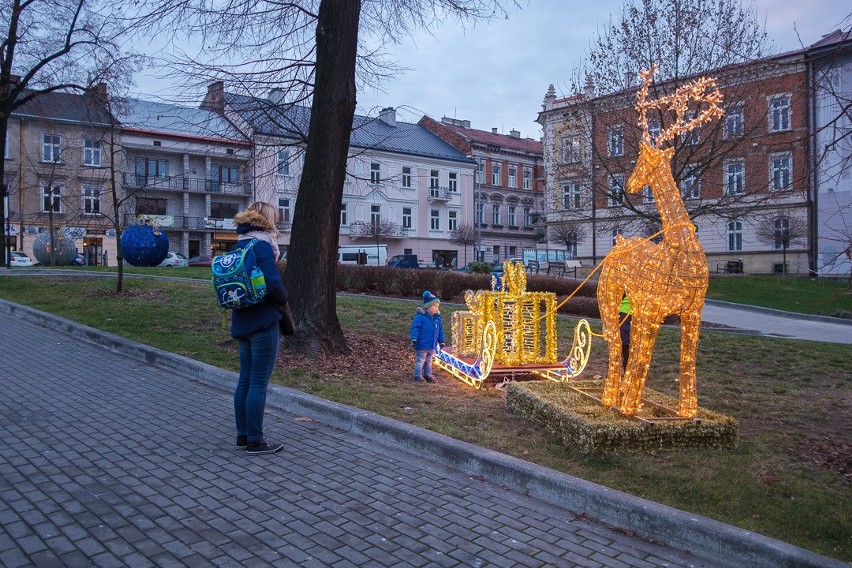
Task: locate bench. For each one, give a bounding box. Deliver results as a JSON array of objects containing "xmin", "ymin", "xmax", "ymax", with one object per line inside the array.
[{"xmin": 562, "ymin": 260, "xmax": 582, "ymax": 278}]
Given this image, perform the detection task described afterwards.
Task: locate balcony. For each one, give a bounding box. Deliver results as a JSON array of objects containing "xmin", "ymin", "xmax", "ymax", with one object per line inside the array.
[
  {"xmin": 123, "ymin": 214, "xmax": 237, "ymax": 231},
  {"xmin": 123, "ymin": 173, "xmax": 251, "ymax": 196},
  {"xmin": 427, "ymin": 186, "xmax": 453, "ymax": 202},
  {"xmin": 348, "ymin": 221, "xmax": 409, "ymax": 240}
]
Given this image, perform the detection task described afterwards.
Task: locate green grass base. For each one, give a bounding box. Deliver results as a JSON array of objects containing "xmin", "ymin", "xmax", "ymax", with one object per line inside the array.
[{"xmin": 506, "ymin": 380, "xmax": 738, "ymax": 454}]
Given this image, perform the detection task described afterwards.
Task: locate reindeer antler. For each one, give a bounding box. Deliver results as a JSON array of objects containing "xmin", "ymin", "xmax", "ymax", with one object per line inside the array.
[{"xmin": 635, "ymin": 65, "xmax": 724, "ymax": 147}]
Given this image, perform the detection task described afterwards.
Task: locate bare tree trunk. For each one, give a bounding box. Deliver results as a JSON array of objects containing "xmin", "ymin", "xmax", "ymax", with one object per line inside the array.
[{"xmin": 286, "ymin": 0, "xmax": 360, "ymax": 357}]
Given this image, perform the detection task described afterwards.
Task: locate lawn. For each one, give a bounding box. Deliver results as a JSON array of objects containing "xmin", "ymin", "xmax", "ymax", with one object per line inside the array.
[
  {"xmin": 0, "ymin": 273, "xmax": 850, "ymax": 561},
  {"xmin": 707, "ymin": 275, "xmax": 852, "ymax": 315}
]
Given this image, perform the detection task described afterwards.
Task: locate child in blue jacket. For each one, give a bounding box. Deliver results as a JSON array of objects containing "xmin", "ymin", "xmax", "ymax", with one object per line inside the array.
[{"xmin": 409, "ymin": 291, "xmax": 445, "ymax": 383}]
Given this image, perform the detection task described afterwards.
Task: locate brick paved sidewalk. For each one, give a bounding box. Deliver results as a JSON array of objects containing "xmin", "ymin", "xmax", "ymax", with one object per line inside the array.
[
  {"xmin": 0, "ymin": 311, "xmax": 718, "ymax": 567},
  {"xmin": 0, "ymin": 304, "xmax": 842, "ymax": 568}
]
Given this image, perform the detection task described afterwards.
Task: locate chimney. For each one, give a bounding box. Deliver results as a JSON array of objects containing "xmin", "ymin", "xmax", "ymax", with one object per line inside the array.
[
  {"xmin": 509, "ymin": 129, "xmax": 520, "ymax": 138},
  {"xmin": 201, "ymin": 81, "xmax": 225, "ymax": 113},
  {"xmin": 379, "ymin": 107, "xmax": 396, "ymax": 127},
  {"xmin": 268, "ymin": 88, "xmax": 287, "ymax": 104},
  {"xmin": 88, "ymin": 82, "xmax": 108, "ymax": 103},
  {"xmin": 379, "ymin": 107, "xmax": 396, "ymax": 126},
  {"xmin": 492, "ymin": 127, "xmax": 498, "ymax": 134},
  {"xmin": 441, "ymin": 116, "xmax": 471, "ymax": 129}
]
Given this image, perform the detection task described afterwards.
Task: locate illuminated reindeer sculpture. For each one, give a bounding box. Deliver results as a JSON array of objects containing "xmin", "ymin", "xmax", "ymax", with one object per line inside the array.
[{"xmin": 598, "ymin": 67, "xmax": 723, "ymax": 418}]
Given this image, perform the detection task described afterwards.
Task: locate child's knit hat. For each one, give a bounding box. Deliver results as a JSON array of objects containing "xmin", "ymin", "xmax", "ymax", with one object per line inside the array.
[{"xmin": 422, "ymin": 290, "xmax": 440, "ymax": 309}]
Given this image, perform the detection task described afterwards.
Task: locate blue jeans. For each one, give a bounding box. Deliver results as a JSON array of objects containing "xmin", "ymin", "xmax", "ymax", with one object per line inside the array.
[
  {"xmin": 413, "ymin": 349, "xmax": 435, "ymax": 379},
  {"xmin": 235, "ymin": 324, "xmax": 280, "ymax": 443}
]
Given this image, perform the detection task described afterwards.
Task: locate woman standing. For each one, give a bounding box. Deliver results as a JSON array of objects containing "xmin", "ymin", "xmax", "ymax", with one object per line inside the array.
[{"xmin": 230, "ymin": 202, "xmax": 288, "ymax": 454}]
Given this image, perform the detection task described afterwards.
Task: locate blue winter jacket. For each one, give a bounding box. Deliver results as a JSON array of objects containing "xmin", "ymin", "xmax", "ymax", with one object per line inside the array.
[
  {"xmin": 409, "ymin": 307, "xmax": 445, "ymax": 350},
  {"xmin": 229, "ymin": 234, "xmax": 288, "ymax": 339}
]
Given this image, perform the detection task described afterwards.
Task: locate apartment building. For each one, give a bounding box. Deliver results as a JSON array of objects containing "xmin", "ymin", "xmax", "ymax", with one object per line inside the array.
[
  {"xmin": 204, "ymin": 83, "xmax": 476, "ymax": 268},
  {"xmin": 118, "ymin": 99, "xmax": 252, "ymax": 258},
  {"xmin": 418, "ymin": 116, "xmax": 545, "ymax": 264},
  {"xmin": 539, "ymin": 43, "xmax": 822, "ymax": 276},
  {"xmin": 5, "ymin": 87, "xmax": 119, "ymax": 264},
  {"xmin": 806, "ymin": 29, "xmax": 852, "ymax": 277}
]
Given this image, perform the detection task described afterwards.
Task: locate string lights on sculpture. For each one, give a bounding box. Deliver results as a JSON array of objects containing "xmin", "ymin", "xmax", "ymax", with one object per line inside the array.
[{"xmin": 597, "ymin": 65, "xmax": 723, "ymax": 418}]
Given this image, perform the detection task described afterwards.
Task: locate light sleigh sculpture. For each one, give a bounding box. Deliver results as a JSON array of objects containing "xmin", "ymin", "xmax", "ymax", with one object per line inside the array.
[{"xmin": 598, "ymin": 66, "xmax": 723, "ymax": 418}]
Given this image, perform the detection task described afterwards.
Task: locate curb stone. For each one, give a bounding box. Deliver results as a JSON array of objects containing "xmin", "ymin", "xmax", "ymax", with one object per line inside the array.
[{"xmin": 0, "ymin": 298, "xmax": 845, "ymax": 568}]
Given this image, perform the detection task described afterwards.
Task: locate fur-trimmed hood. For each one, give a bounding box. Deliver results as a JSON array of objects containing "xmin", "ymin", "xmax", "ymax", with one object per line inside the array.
[{"xmin": 234, "ymin": 208, "xmax": 276, "ymax": 233}]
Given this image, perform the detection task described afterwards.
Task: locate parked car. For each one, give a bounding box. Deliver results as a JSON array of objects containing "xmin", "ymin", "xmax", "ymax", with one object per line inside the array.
[
  {"xmin": 6, "ymin": 251, "xmax": 35, "ymax": 267},
  {"xmin": 386, "ymin": 254, "xmax": 420, "ymax": 269},
  {"xmin": 158, "ymin": 252, "xmax": 189, "ymax": 267},
  {"xmin": 188, "ymin": 255, "xmax": 212, "ymax": 267}
]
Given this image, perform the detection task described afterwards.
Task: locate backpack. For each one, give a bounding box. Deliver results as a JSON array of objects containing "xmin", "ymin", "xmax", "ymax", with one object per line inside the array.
[{"xmin": 211, "ymin": 239, "xmax": 268, "ymax": 309}]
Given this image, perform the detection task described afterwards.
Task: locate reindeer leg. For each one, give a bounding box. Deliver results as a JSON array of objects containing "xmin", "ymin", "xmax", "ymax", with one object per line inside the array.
[
  {"xmin": 599, "ymin": 285, "xmax": 622, "ymax": 408},
  {"xmin": 678, "ymin": 310, "xmax": 701, "ymax": 418},
  {"xmin": 619, "ymin": 319, "xmax": 661, "ymax": 415}
]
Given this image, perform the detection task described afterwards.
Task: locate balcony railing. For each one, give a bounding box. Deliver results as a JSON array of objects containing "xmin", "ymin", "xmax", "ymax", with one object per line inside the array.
[
  {"xmin": 123, "ymin": 173, "xmax": 251, "ymax": 196},
  {"xmin": 348, "ymin": 221, "xmax": 409, "ymax": 239},
  {"xmin": 123, "ymin": 214, "xmax": 238, "ymax": 231},
  {"xmin": 427, "ymin": 186, "xmax": 453, "ymax": 201}
]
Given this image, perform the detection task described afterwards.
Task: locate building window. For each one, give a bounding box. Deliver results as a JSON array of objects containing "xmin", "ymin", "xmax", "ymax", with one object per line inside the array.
[
  {"xmin": 370, "ymin": 162, "xmax": 381, "ymax": 184},
  {"xmin": 448, "ymin": 210, "xmax": 458, "ymax": 231},
  {"xmin": 725, "ymin": 103, "xmax": 744, "ymax": 138},
  {"xmin": 562, "ymin": 182, "xmax": 581, "ymax": 210},
  {"xmin": 768, "ymin": 94, "xmax": 791, "ymax": 132},
  {"xmin": 430, "ymin": 169, "xmax": 440, "ymax": 190},
  {"xmin": 491, "ymin": 163, "xmax": 501, "ymax": 186},
  {"xmin": 608, "ymin": 175, "xmax": 624, "ymax": 206},
  {"xmin": 476, "ymin": 159, "xmax": 484, "ymax": 184},
  {"xmin": 523, "ymin": 206, "xmax": 532, "ymax": 227},
  {"xmin": 727, "ymin": 220, "xmax": 743, "ymax": 251},
  {"xmin": 136, "ymin": 197, "xmax": 167, "ymax": 215},
  {"xmin": 430, "ymin": 209, "xmax": 440, "ymax": 230},
  {"xmin": 211, "ymin": 201, "xmax": 239, "ymax": 219},
  {"xmin": 402, "ymin": 207, "xmax": 412, "ymax": 229},
  {"xmin": 508, "ymin": 205, "xmax": 517, "ymax": 226},
  {"xmin": 681, "ymin": 166, "xmax": 700, "ymax": 199},
  {"xmin": 608, "ymin": 126, "xmax": 624, "ymax": 157},
  {"xmin": 642, "ymin": 185, "xmax": 654, "ymax": 203},
  {"xmin": 82, "ymin": 184, "xmax": 101, "ymax": 214},
  {"xmin": 507, "ymin": 165, "xmax": 517, "ymax": 188},
  {"xmin": 566, "ymin": 232, "xmax": 578, "ymax": 258},
  {"xmin": 523, "ymin": 167, "xmax": 531, "ymax": 190},
  {"xmin": 83, "ymin": 139, "xmax": 101, "ymax": 166},
  {"xmin": 611, "ymin": 227, "xmax": 623, "ymax": 247},
  {"xmin": 42, "ymin": 134, "xmax": 62, "ymax": 163},
  {"xmin": 448, "ymin": 171, "xmax": 458, "ymax": 192},
  {"xmin": 492, "ymin": 203, "xmax": 501, "ymax": 225},
  {"xmin": 340, "ymin": 203, "xmax": 347, "ymax": 226},
  {"xmin": 277, "ymin": 198, "xmax": 291, "ymax": 223},
  {"xmin": 135, "ymin": 157, "xmax": 168, "ymax": 182},
  {"xmin": 563, "ymin": 136, "xmax": 582, "ymax": 163},
  {"xmin": 277, "ymin": 149, "xmax": 290, "ymax": 176},
  {"xmin": 476, "ymin": 201, "xmax": 484, "ymax": 226},
  {"xmin": 773, "ymin": 217, "xmax": 790, "ymax": 250},
  {"xmin": 648, "ymin": 120, "xmax": 660, "ymax": 147},
  {"xmin": 724, "ymin": 160, "xmax": 744, "ymax": 195},
  {"xmin": 684, "ymin": 128, "xmax": 700, "ymax": 146},
  {"xmin": 370, "ymin": 204, "xmax": 381, "ymax": 225},
  {"xmin": 210, "ymin": 164, "xmax": 239, "ymax": 192},
  {"xmin": 402, "ymin": 166, "xmax": 412, "ymax": 188},
  {"xmin": 42, "ymin": 184, "xmax": 63, "ymax": 213},
  {"xmin": 770, "ymin": 153, "xmax": 792, "ymax": 191}
]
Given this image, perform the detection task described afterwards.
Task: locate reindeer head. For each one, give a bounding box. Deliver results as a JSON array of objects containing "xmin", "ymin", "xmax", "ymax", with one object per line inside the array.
[{"xmin": 635, "ymin": 65, "xmax": 724, "ymax": 149}]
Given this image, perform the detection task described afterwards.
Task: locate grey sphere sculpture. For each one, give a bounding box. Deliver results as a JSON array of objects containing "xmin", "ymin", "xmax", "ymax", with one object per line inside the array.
[{"xmin": 32, "ymin": 231, "xmax": 76, "ymax": 266}]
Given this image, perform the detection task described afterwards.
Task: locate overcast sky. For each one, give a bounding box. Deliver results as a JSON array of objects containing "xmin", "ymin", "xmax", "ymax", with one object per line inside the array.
[{"xmin": 132, "ymin": 1, "xmax": 850, "ymax": 140}]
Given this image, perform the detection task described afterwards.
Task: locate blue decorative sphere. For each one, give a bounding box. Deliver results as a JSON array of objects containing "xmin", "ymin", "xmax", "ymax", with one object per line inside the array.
[
  {"xmin": 32, "ymin": 230, "xmax": 76, "ymax": 266},
  {"xmin": 121, "ymin": 223, "xmax": 169, "ymax": 266}
]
